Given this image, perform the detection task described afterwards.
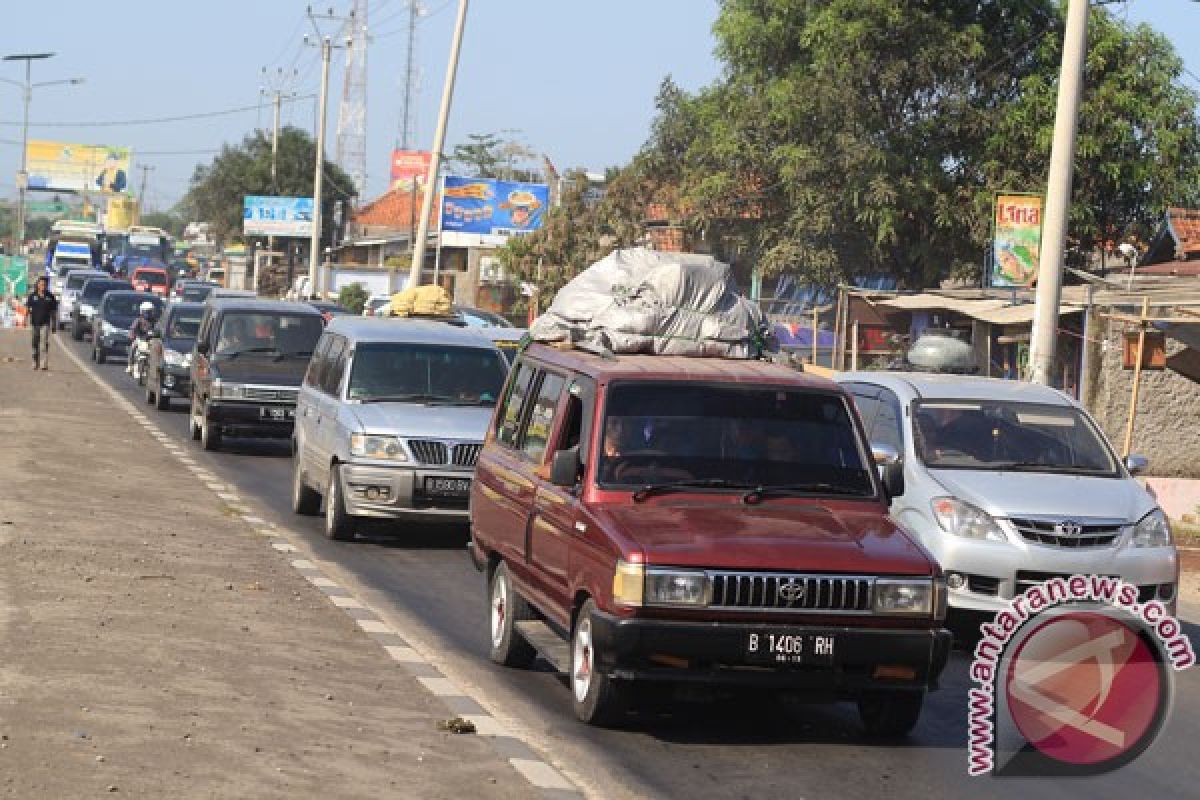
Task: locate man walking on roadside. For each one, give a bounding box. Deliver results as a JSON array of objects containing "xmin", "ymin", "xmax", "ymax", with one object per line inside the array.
[{"xmin": 25, "ymin": 276, "xmax": 58, "ymax": 371}]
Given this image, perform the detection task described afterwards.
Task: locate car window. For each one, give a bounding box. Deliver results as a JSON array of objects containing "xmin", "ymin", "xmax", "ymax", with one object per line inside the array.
[
  {"xmin": 597, "ymin": 383, "xmax": 873, "ymax": 493},
  {"xmin": 522, "ymin": 373, "xmax": 567, "ymax": 462},
  {"xmin": 135, "ymin": 271, "xmax": 168, "ymax": 286},
  {"xmin": 167, "ymin": 311, "xmax": 203, "ymax": 339},
  {"xmin": 214, "ymin": 312, "xmax": 323, "ymax": 356},
  {"xmin": 496, "ymin": 363, "xmax": 536, "ymax": 448},
  {"xmin": 104, "ymin": 295, "xmax": 160, "ymax": 317},
  {"xmin": 345, "ymin": 343, "xmax": 507, "ymax": 404},
  {"xmin": 320, "ymin": 338, "xmax": 346, "ymax": 395},
  {"xmin": 305, "ymin": 334, "xmax": 333, "ymax": 388},
  {"xmin": 872, "ymin": 387, "xmax": 904, "ymax": 453}
]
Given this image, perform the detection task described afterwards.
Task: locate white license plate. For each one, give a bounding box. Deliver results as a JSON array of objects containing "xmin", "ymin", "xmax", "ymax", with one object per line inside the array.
[
  {"xmin": 745, "ymin": 631, "xmax": 836, "ymax": 666},
  {"xmin": 259, "ymin": 406, "xmax": 294, "ymax": 420},
  {"xmin": 424, "ymin": 477, "xmax": 470, "ymax": 497}
]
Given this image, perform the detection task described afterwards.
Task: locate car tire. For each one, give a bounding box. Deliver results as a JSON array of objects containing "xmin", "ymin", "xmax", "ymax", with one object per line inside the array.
[
  {"xmin": 189, "ymin": 395, "xmax": 202, "ymax": 440},
  {"xmin": 95, "ymin": 345, "xmax": 106, "ymax": 364},
  {"xmin": 324, "ymin": 464, "xmax": 357, "ymax": 541},
  {"xmin": 71, "ymin": 323, "xmax": 82, "ymax": 341},
  {"xmin": 200, "ymin": 404, "xmax": 221, "ymax": 451},
  {"xmin": 857, "ymin": 690, "xmax": 925, "ymax": 738},
  {"xmin": 145, "ymin": 382, "xmax": 156, "ymax": 405},
  {"xmin": 571, "ymin": 598, "xmax": 628, "ymax": 726},
  {"xmin": 153, "ymin": 379, "xmax": 170, "ymax": 411},
  {"xmin": 136, "ymin": 363, "xmax": 146, "ymax": 386},
  {"xmin": 291, "ymin": 452, "xmax": 321, "ymax": 515},
  {"xmin": 488, "ymin": 562, "xmax": 537, "ymax": 668}
]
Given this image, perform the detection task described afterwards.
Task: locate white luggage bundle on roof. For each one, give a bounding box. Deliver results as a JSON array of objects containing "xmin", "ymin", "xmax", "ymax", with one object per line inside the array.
[{"xmin": 529, "ymin": 247, "xmax": 771, "ymax": 359}]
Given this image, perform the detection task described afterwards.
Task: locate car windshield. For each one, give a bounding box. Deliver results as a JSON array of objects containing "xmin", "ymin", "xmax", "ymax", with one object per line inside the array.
[
  {"xmin": 596, "ymin": 383, "xmax": 874, "ymax": 494},
  {"xmin": 167, "ymin": 311, "xmax": 203, "ymax": 339},
  {"xmin": 215, "ymin": 312, "xmax": 323, "ymax": 356},
  {"xmin": 181, "ymin": 286, "xmax": 213, "ymax": 302},
  {"xmin": 134, "ymin": 271, "xmax": 167, "ymax": 286},
  {"xmin": 82, "ymin": 283, "xmax": 128, "ymax": 302},
  {"xmin": 105, "ymin": 295, "xmax": 160, "ymax": 317},
  {"xmin": 458, "ymin": 308, "xmax": 512, "ymax": 328},
  {"xmin": 912, "ymin": 400, "xmax": 1118, "ymax": 474},
  {"xmin": 66, "ymin": 273, "xmax": 101, "ymax": 290},
  {"xmin": 347, "ymin": 343, "xmax": 507, "ymax": 405}
]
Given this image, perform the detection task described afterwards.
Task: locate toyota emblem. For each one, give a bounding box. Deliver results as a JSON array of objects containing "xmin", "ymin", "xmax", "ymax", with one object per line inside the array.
[
  {"xmin": 778, "ymin": 580, "xmax": 807, "ymax": 605},
  {"xmin": 1055, "ymin": 520, "xmax": 1084, "ymax": 537}
]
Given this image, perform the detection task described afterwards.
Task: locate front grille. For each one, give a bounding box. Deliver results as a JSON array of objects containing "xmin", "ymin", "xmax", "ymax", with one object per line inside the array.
[
  {"xmin": 243, "ymin": 386, "xmax": 298, "ymax": 404},
  {"xmin": 408, "ymin": 440, "xmax": 448, "ymax": 465},
  {"xmin": 1009, "ymin": 517, "xmax": 1123, "ymax": 548},
  {"xmin": 966, "ymin": 574, "xmax": 1001, "ymax": 596},
  {"xmin": 406, "ymin": 440, "xmax": 482, "ymax": 467},
  {"xmin": 1014, "ymin": 570, "xmax": 1121, "ymax": 596},
  {"xmin": 709, "ymin": 572, "xmax": 873, "ymax": 613},
  {"xmin": 452, "ymin": 443, "xmax": 482, "ymax": 467}
]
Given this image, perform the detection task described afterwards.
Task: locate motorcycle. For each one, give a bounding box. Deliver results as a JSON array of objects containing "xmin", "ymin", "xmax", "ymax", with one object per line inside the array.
[{"xmin": 132, "ymin": 336, "xmax": 151, "ymax": 386}]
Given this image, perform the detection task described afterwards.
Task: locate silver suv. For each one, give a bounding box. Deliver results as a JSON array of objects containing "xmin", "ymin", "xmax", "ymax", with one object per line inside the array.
[
  {"xmin": 291, "ymin": 317, "xmax": 509, "ymax": 540},
  {"xmin": 836, "ymin": 372, "xmax": 1178, "ymax": 616}
]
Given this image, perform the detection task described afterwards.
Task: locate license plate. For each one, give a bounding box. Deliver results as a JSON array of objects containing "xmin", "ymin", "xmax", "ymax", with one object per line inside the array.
[
  {"xmin": 745, "ymin": 631, "xmax": 836, "ymax": 667},
  {"xmin": 259, "ymin": 406, "xmax": 294, "ymax": 420},
  {"xmin": 424, "ymin": 477, "xmax": 471, "ymax": 497}
]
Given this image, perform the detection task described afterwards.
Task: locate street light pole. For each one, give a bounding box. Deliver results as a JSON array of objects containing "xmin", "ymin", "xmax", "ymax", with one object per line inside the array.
[
  {"xmin": 407, "ymin": 0, "xmax": 469, "ymax": 291},
  {"xmin": 1028, "ymin": 0, "xmax": 1089, "ymax": 385},
  {"xmin": 3, "ymin": 52, "xmax": 53, "ymax": 256}
]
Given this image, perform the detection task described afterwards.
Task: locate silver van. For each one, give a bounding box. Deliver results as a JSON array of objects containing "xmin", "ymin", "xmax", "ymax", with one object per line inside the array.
[
  {"xmin": 836, "ymin": 372, "xmax": 1178, "ymax": 615},
  {"xmin": 291, "ymin": 317, "xmax": 509, "ymax": 540}
]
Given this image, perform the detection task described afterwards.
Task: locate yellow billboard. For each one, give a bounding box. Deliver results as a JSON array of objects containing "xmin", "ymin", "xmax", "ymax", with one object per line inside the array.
[
  {"xmin": 25, "ymin": 140, "xmax": 132, "ymax": 194},
  {"xmin": 106, "ymin": 196, "xmax": 138, "ymax": 230}
]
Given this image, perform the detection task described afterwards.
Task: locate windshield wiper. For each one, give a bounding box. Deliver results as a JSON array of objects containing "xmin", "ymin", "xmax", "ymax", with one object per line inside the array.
[
  {"xmin": 221, "ymin": 346, "xmax": 279, "ymax": 359},
  {"xmin": 985, "ymin": 461, "xmax": 1109, "ymax": 475},
  {"xmin": 357, "ymin": 393, "xmax": 458, "ymax": 404},
  {"xmin": 631, "ymin": 478, "xmax": 758, "ymax": 503},
  {"xmin": 742, "ymin": 482, "xmax": 871, "ymax": 504}
]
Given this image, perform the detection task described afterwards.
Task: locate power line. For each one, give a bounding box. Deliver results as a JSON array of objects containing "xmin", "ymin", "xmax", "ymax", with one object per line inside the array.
[{"xmin": 0, "ymin": 95, "xmax": 314, "ymax": 128}]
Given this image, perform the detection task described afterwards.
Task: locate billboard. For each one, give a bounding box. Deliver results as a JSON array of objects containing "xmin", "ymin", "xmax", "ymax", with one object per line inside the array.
[
  {"xmin": 390, "ymin": 149, "xmax": 431, "ymax": 190},
  {"xmin": 440, "ymin": 176, "xmax": 548, "ymax": 242},
  {"xmin": 26, "ymin": 140, "xmax": 132, "ymax": 194},
  {"xmin": 991, "ymin": 193, "xmax": 1043, "ymax": 288},
  {"xmin": 243, "ymin": 196, "xmax": 314, "ymax": 237}
]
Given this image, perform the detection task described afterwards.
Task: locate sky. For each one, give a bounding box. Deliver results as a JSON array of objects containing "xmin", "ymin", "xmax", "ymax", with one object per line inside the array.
[{"xmin": 0, "ymin": 0, "xmax": 1195, "ymax": 213}]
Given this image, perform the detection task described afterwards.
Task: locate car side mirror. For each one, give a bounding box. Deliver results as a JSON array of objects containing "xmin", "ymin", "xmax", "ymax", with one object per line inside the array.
[
  {"xmin": 195, "ymin": 340, "xmax": 209, "ymax": 355},
  {"xmin": 1125, "ymin": 454, "xmax": 1149, "ymax": 475},
  {"xmin": 871, "ymin": 443, "xmax": 905, "ymax": 499},
  {"xmin": 549, "ymin": 445, "xmax": 582, "ymax": 488}
]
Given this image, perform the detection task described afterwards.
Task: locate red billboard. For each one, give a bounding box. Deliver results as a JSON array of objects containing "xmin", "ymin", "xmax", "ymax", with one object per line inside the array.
[{"xmin": 390, "ymin": 150, "xmax": 431, "ymax": 190}]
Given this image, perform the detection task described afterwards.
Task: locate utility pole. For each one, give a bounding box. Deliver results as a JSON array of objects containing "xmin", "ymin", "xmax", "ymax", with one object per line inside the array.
[
  {"xmin": 2, "ymin": 52, "xmax": 81, "ymax": 255},
  {"xmin": 407, "ymin": 0, "xmax": 469, "ymax": 290},
  {"xmin": 305, "ymin": 8, "xmax": 351, "ymax": 299},
  {"xmin": 261, "ymin": 66, "xmax": 298, "ymax": 261},
  {"xmin": 1028, "ymin": 0, "xmax": 1088, "ymax": 386},
  {"xmin": 137, "ymin": 164, "xmax": 154, "ymax": 220}
]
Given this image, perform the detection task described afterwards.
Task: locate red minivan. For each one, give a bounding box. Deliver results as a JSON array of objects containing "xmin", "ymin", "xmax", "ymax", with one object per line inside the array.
[
  {"xmin": 131, "ymin": 266, "xmax": 170, "ymax": 298},
  {"xmin": 469, "ymin": 344, "xmax": 950, "ymax": 732}
]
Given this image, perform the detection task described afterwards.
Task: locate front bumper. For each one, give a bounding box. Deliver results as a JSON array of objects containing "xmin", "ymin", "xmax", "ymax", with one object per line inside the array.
[
  {"xmin": 337, "ymin": 462, "xmax": 473, "ymax": 521},
  {"xmin": 920, "ymin": 524, "xmax": 1179, "ymax": 613},
  {"xmin": 97, "ymin": 331, "xmax": 131, "ymax": 354},
  {"xmin": 158, "ymin": 365, "xmax": 191, "ymax": 397},
  {"xmin": 207, "ymin": 400, "xmax": 295, "ymax": 439},
  {"xmin": 588, "ymin": 611, "xmax": 952, "ymax": 695}
]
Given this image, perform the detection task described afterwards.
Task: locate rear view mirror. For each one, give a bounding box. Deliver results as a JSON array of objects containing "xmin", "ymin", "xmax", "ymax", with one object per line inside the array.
[
  {"xmin": 1125, "ymin": 454, "xmax": 1149, "ymax": 475},
  {"xmin": 195, "ymin": 340, "xmax": 209, "ymax": 355},
  {"xmin": 871, "ymin": 443, "xmax": 905, "ymax": 499},
  {"xmin": 549, "ymin": 445, "xmax": 581, "ymax": 488}
]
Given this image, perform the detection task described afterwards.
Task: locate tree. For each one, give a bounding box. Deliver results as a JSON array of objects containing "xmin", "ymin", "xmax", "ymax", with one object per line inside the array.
[
  {"xmin": 338, "ymin": 282, "xmax": 370, "ymax": 314},
  {"xmin": 138, "ymin": 210, "xmax": 187, "ymax": 238},
  {"xmin": 182, "ymin": 126, "xmax": 356, "ymax": 247},
  {"xmin": 639, "ymin": 1, "xmax": 1200, "ymax": 287},
  {"xmin": 450, "ymin": 132, "xmax": 541, "ymax": 181}
]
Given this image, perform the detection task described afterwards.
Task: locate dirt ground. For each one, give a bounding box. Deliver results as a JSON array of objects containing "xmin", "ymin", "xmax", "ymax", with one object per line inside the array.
[{"xmin": 0, "ymin": 331, "xmax": 525, "ymax": 798}]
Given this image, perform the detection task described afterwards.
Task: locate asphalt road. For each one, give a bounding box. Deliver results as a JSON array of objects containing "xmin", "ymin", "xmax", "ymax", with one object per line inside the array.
[{"xmin": 65, "ymin": 333, "xmax": 1200, "ymax": 800}]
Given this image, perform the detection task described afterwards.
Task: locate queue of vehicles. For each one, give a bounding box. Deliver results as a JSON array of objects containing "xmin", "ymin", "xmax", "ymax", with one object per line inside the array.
[{"xmin": 64, "ymin": 275, "xmax": 1177, "ymax": 737}]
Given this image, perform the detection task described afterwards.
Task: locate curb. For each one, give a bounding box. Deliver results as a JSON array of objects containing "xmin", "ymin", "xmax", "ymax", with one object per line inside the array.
[{"xmin": 55, "ymin": 335, "xmax": 586, "ymax": 800}]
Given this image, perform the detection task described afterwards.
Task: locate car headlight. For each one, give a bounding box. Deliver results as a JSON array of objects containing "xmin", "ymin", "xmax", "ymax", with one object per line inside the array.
[
  {"xmin": 874, "ymin": 578, "xmax": 935, "ymax": 616},
  {"xmin": 349, "ymin": 434, "xmax": 408, "ymax": 461},
  {"xmin": 162, "ymin": 348, "xmax": 185, "ymax": 367},
  {"xmin": 645, "ymin": 568, "xmax": 708, "ymax": 606},
  {"xmin": 1132, "ymin": 508, "xmax": 1172, "ymax": 548},
  {"xmin": 79, "ymin": 303, "xmax": 96, "ymax": 317},
  {"xmin": 931, "ymin": 497, "xmax": 1008, "ymax": 542},
  {"xmin": 101, "ymin": 320, "xmax": 120, "ymax": 336},
  {"xmin": 212, "ymin": 380, "xmax": 244, "ymax": 400}
]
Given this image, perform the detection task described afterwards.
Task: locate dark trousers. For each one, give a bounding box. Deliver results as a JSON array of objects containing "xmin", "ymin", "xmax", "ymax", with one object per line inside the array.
[{"xmin": 31, "ymin": 323, "xmax": 51, "ymax": 365}]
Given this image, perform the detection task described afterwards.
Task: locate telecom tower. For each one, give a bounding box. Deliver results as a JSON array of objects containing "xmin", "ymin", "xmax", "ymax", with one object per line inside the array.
[
  {"xmin": 398, "ymin": 1, "xmax": 421, "ymax": 150},
  {"xmin": 335, "ymin": 0, "xmax": 368, "ymax": 200}
]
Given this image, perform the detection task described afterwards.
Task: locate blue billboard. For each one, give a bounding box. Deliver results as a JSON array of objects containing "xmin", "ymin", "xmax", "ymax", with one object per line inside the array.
[
  {"xmin": 243, "ymin": 196, "xmax": 314, "ymax": 237},
  {"xmin": 441, "ymin": 177, "xmax": 548, "ymax": 238}
]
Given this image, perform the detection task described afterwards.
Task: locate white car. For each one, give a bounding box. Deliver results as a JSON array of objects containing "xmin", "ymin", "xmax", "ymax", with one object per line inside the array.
[
  {"xmin": 836, "ymin": 372, "xmax": 1178, "ymax": 616},
  {"xmin": 57, "ymin": 269, "xmax": 108, "ymax": 331}
]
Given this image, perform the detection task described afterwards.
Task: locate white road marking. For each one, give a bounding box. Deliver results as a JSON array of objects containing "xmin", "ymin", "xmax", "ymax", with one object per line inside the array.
[
  {"xmin": 271, "ymin": 543, "xmax": 297, "ymax": 553},
  {"xmin": 330, "ymin": 595, "xmax": 364, "ymax": 609},
  {"xmin": 462, "ymin": 715, "xmax": 511, "ymax": 737},
  {"xmin": 383, "ymin": 645, "xmax": 423, "ymax": 663},
  {"xmin": 291, "ymin": 559, "xmax": 318, "ymax": 571},
  {"xmin": 306, "ymin": 576, "xmax": 338, "ymax": 588},
  {"xmin": 416, "ymin": 676, "xmax": 459, "ymax": 697},
  {"xmin": 356, "ymin": 619, "xmax": 392, "ymax": 634},
  {"xmin": 509, "ymin": 759, "xmax": 575, "ymax": 791},
  {"xmin": 241, "ymin": 515, "xmax": 267, "ymax": 526}
]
